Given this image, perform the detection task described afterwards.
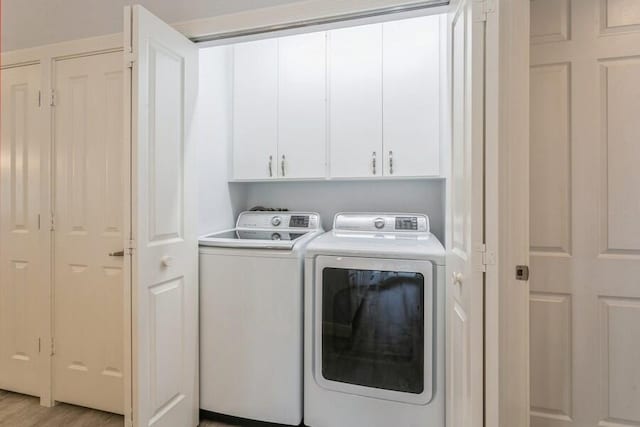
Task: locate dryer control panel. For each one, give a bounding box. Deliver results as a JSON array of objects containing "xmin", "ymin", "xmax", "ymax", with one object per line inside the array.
[{"xmin": 333, "ymin": 213, "xmax": 429, "ymax": 233}]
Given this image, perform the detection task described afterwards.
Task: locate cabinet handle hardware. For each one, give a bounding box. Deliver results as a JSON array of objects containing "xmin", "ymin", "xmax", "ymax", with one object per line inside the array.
[
  {"xmin": 109, "ymin": 250, "xmax": 125, "ymax": 257},
  {"xmin": 281, "ymin": 155, "xmax": 286, "ymax": 177},
  {"xmin": 389, "ymin": 150, "xmax": 394, "ymax": 175},
  {"xmin": 268, "ymin": 155, "xmax": 273, "ymax": 177},
  {"xmin": 372, "ymin": 152, "xmax": 377, "ymax": 175}
]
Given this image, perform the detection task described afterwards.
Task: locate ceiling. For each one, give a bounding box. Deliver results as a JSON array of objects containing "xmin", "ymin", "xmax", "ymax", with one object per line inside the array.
[{"xmin": 1, "ymin": 0, "xmax": 305, "ymax": 51}]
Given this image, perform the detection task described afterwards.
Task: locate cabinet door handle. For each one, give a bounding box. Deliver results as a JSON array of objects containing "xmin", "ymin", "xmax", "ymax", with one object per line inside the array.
[
  {"xmin": 372, "ymin": 152, "xmax": 377, "ymax": 175},
  {"xmin": 268, "ymin": 155, "xmax": 273, "ymax": 177},
  {"xmin": 281, "ymin": 155, "xmax": 286, "ymax": 177},
  {"xmin": 389, "ymin": 150, "xmax": 394, "ymax": 175}
]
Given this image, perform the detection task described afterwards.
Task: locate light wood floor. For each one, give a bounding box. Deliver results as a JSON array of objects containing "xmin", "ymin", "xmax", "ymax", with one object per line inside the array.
[{"xmin": 0, "ymin": 390, "xmax": 236, "ymax": 427}]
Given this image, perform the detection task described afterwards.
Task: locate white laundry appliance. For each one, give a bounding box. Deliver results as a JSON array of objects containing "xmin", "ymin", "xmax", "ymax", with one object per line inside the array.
[
  {"xmin": 199, "ymin": 211, "xmax": 323, "ymax": 425},
  {"xmin": 304, "ymin": 213, "xmax": 445, "ymax": 427}
]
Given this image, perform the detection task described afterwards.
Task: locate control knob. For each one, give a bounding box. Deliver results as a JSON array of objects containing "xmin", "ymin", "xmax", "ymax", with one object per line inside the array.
[
  {"xmin": 374, "ymin": 218, "xmax": 385, "ymax": 229},
  {"xmin": 271, "ymin": 216, "xmax": 282, "ymax": 226}
]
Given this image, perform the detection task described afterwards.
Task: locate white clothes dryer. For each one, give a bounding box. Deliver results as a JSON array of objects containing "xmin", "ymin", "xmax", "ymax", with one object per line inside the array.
[
  {"xmin": 199, "ymin": 211, "xmax": 323, "ymax": 426},
  {"xmin": 304, "ymin": 213, "xmax": 445, "ymax": 427}
]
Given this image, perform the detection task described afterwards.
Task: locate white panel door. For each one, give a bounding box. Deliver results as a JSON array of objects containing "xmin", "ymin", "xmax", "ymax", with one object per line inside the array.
[
  {"xmin": 52, "ymin": 52, "xmax": 124, "ymax": 414},
  {"xmin": 232, "ymin": 39, "xmax": 278, "ymax": 180},
  {"xmin": 0, "ymin": 64, "xmax": 42, "ymax": 397},
  {"xmin": 328, "ymin": 24, "xmax": 383, "ymax": 178},
  {"xmin": 126, "ymin": 5, "xmax": 198, "ymax": 427},
  {"xmin": 530, "ymin": 0, "xmax": 640, "ymax": 426},
  {"xmin": 277, "ymin": 32, "xmax": 327, "ymax": 179},
  {"xmin": 383, "ymin": 15, "xmax": 441, "ymax": 177},
  {"xmin": 446, "ymin": 1, "xmax": 485, "ymax": 426}
]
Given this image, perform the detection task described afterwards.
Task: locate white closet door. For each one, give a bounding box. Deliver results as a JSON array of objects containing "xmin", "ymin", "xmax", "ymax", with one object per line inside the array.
[
  {"xmin": 278, "ymin": 32, "xmax": 327, "ymax": 179},
  {"xmin": 530, "ymin": 0, "xmax": 640, "ymax": 426},
  {"xmin": 0, "ymin": 63, "xmax": 42, "ymax": 397},
  {"xmin": 53, "ymin": 51, "xmax": 124, "ymax": 414},
  {"xmin": 328, "ymin": 24, "xmax": 383, "ymax": 178},
  {"xmin": 232, "ymin": 39, "xmax": 278, "ymax": 180},
  {"xmin": 446, "ymin": 1, "xmax": 485, "ymax": 426},
  {"xmin": 126, "ymin": 5, "xmax": 199, "ymax": 427},
  {"xmin": 383, "ymin": 15, "xmax": 441, "ymax": 177}
]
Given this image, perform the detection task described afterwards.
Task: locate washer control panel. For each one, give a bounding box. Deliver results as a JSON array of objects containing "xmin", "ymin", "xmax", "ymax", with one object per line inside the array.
[
  {"xmin": 334, "ymin": 213, "xmax": 429, "ymax": 233},
  {"xmin": 237, "ymin": 212, "xmax": 320, "ymax": 230}
]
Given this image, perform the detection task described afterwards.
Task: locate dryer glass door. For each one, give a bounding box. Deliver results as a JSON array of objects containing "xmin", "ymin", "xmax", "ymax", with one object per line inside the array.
[{"xmin": 314, "ymin": 256, "xmax": 434, "ymax": 405}]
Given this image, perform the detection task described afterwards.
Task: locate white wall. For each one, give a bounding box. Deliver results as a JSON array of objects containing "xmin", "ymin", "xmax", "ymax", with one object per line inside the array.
[
  {"xmin": 240, "ymin": 180, "xmax": 446, "ymax": 241},
  {"xmin": 195, "ymin": 46, "xmax": 246, "ymax": 235}
]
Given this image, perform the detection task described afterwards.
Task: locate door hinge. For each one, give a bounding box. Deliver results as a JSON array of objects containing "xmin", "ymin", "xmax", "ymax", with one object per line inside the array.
[
  {"xmin": 474, "ymin": 0, "xmax": 495, "ymax": 22},
  {"xmin": 50, "ymin": 213, "xmax": 55, "ymax": 231},
  {"xmin": 50, "ymin": 338, "xmax": 55, "ymax": 356},
  {"xmin": 38, "ymin": 90, "xmax": 42, "ymax": 107},
  {"xmin": 127, "ymin": 239, "xmax": 136, "ymax": 255},
  {"xmin": 50, "ymin": 89, "xmax": 56, "ymax": 107},
  {"xmin": 38, "ymin": 338, "xmax": 41, "ymax": 353},
  {"xmin": 125, "ymin": 52, "xmax": 135, "ymax": 69},
  {"xmin": 478, "ymin": 243, "xmax": 495, "ymax": 271},
  {"xmin": 37, "ymin": 214, "xmax": 41, "ymax": 230}
]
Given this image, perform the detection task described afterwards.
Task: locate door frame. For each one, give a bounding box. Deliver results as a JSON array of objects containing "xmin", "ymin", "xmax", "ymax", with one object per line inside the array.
[
  {"xmin": 484, "ymin": 1, "xmax": 531, "ymax": 426},
  {"xmin": 173, "ymin": 3, "xmax": 530, "ymax": 424},
  {"xmin": 180, "ymin": 4, "xmax": 529, "ymax": 424},
  {"xmin": 1, "ymin": 0, "xmax": 530, "ymax": 425}
]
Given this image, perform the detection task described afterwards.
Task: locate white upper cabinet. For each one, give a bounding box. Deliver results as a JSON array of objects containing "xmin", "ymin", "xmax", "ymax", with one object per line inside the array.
[
  {"xmin": 383, "ymin": 16, "xmax": 441, "ymax": 177},
  {"xmin": 328, "ymin": 24, "xmax": 383, "ymax": 178},
  {"xmin": 278, "ymin": 32, "xmax": 327, "ymax": 179},
  {"xmin": 230, "ymin": 16, "xmax": 442, "ymax": 181},
  {"xmin": 232, "ymin": 39, "xmax": 278, "ymax": 180}
]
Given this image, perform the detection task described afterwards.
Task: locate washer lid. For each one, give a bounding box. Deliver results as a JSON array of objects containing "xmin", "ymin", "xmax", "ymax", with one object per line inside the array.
[
  {"xmin": 199, "ymin": 211, "xmax": 323, "ymax": 249},
  {"xmin": 199, "ymin": 229, "xmax": 314, "ymax": 249}
]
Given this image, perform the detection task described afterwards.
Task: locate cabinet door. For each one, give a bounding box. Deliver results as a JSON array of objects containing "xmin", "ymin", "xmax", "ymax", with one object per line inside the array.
[
  {"xmin": 328, "ymin": 24, "xmax": 383, "ymax": 178},
  {"xmin": 383, "ymin": 16, "xmax": 441, "ymax": 177},
  {"xmin": 278, "ymin": 32, "xmax": 327, "ymax": 179},
  {"xmin": 232, "ymin": 39, "xmax": 278, "ymax": 180}
]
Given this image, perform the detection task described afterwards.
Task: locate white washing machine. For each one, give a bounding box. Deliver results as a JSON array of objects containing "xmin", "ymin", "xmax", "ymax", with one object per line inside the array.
[
  {"xmin": 304, "ymin": 213, "xmax": 445, "ymax": 427},
  {"xmin": 199, "ymin": 211, "xmax": 323, "ymax": 426}
]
